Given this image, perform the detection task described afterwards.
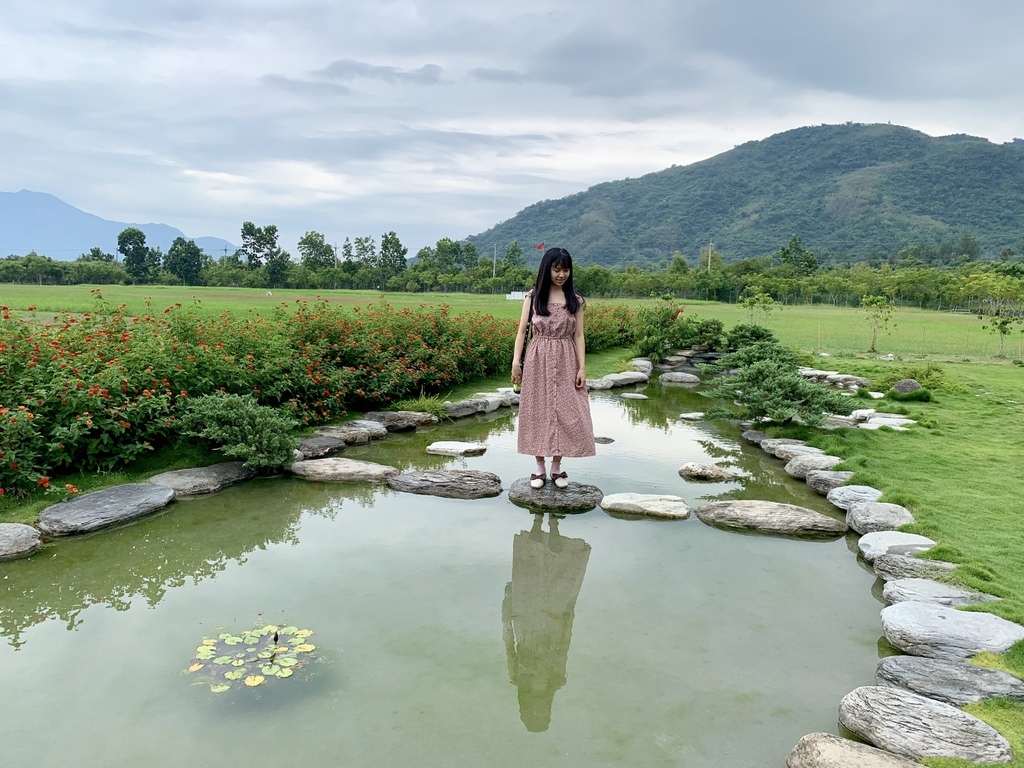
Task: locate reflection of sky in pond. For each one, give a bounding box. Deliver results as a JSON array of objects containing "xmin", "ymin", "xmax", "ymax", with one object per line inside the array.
[{"xmin": 0, "ymin": 384, "xmax": 880, "ymax": 767}]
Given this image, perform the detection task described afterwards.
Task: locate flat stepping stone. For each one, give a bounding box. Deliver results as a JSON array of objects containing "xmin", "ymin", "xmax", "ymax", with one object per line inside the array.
[
  {"xmin": 424, "ymin": 441, "xmax": 487, "ymax": 456},
  {"xmin": 148, "ymin": 462, "xmax": 256, "ymax": 497},
  {"xmin": 838, "ymin": 685, "xmax": 1012, "ymax": 763},
  {"xmin": 827, "ymin": 484, "xmax": 883, "ymax": 511},
  {"xmin": 443, "ymin": 398, "xmax": 489, "ymax": 418},
  {"xmin": 507, "ymin": 478, "xmax": 603, "ymax": 513},
  {"xmin": 473, "ymin": 393, "xmax": 509, "ymax": 410},
  {"xmin": 363, "ymin": 410, "xmax": 438, "ymax": 432},
  {"xmin": 659, "ymin": 371, "xmax": 700, "ymax": 384},
  {"xmin": 858, "ymin": 531, "xmax": 935, "ymax": 562},
  {"xmin": 678, "ymin": 462, "xmax": 737, "ymax": 481},
  {"xmin": 594, "ymin": 436, "xmax": 615, "ymax": 444},
  {"xmin": 315, "ymin": 425, "xmax": 374, "ymax": 444},
  {"xmin": 0, "ymin": 523, "xmax": 42, "ymax": 561},
  {"xmin": 296, "ymin": 435, "xmax": 346, "ymax": 459},
  {"xmin": 740, "ymin": 429, "xmax": 768, "ymax": 445},
  {"xmin": 877, "ymin": 655, "xmax": 1024, "ymax": 706},
  {"xmin": 847, "ymin": 502, "xmax": 915, "ymax": 534},
  {"xmin": 630, "ymin": 358, "xmax": 653, "ymax": 374},
  {"xmin": 872, "ymin": 553, "xmax": 957, "ymax": 582},
  {"xmin": 760, "ymin": 438, "xmax": 806, "ymax": 456},
  {"xmin": 340, "ymin": 419, "xmax": 390, "ymax": 438},
  {"xmin": 38, "ymin": 483, "xmax": 175, "ymax": 536},
  {"xmin": 387, "ymin": 469, "xmax": 502, "ymax": 499},
  {"xmin": 806, "ymin": 470, "xmax": 855, "ymax": 495},
  {"xmin": 288, "ymin": 457, "xmax": 398, "ymax": 484},
  {"xmin": 784, "ymin": 454, "xmax": 844, "ymax": 478},
  {"xmin": 600, "ymin": 493, "xmax": 690, "ymax": 519},
  {"xmin": 586, "ymin": 378, "xmax": 615, "ymax": 391},
  {"xmin": 620, "ymin": 392, "xmax": 648, "ymax": 400},
  {"xmin": 694, "ymin": 500, "xmax": 846, "ymax": 537},
  {"xmin": 773, "ymin": 444, "xmax": 824, "ymax": 461},
  {"xmin": 678, "ymin": 412, "xmax": 704, "ymax": 421},
  {"xmin": 881, "ymin": 601, "xmax": 1024, "ymax": 660},
  {"xmin": 786, "ymin": 731, "xmax": 921, "ymax": 767},
  {"xmin": 883, "ymin": 578, "xmax": 999, "ymax": 607}
]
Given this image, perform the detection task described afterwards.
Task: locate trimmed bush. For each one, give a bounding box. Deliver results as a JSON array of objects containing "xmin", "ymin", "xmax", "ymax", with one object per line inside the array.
[{"xmin": 179, "ymin": 393, "xmax": 299, "ymax": 471}]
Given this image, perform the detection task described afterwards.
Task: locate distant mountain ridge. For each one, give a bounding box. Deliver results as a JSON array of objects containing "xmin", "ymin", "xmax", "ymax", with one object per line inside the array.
[
  {"xmin": 0, "ymin": 190, "xmax": 236, "ymax": 260},
  {"xmin": 468, "ymin": 123, "xmax": 1024, "ymax": 266}
]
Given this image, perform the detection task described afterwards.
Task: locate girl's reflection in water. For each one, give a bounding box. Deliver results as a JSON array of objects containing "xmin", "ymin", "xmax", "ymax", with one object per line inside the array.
[{"xmin": 502, "ymin": 513, "xmax": 591, "ymax": 732}]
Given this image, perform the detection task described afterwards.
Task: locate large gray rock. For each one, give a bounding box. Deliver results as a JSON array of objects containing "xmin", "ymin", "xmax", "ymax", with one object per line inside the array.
[
  {"xmin": 694, "ymin": 500, "xmax": 846, "ymax": 536},
  {"xmin": 629, "ymin": 358, "xmax": 653, "ymax": 374},
  {"xmin": 760, "ymin": 438, "xmax": 806, "ymax": 456},
  {"xmin": 786, "ymin": 732, "xmax": 921, "ymax": 768},
  {"xmin": 858, "ymin": 531, "xmax": 936, "ymax": 562},
  {"xmin": 602, "ymin": 371, "xmax": 650, "ymax": 387},
  {"xmin": 338, "ymin": 419, "xmax": 390, "ymax": 439},
  {"xmin": 877, "ymin": 655, "xmax": 1024, "ymax": 706},
  {"xmin": 585, "ymin": 378, "xmax": 615, "ymax": 391},
  {"xmin": 0, "ymin": 523, "xmax": 42, "ymax": 561},
  {"xmin": 872, "ymin": 553, "xmax": 957, "ymax": 582},
  {"xmin": 773, "ymin": 444, "xmax": 825, "ymax": 461},
  {"xmin": 38, "ymin": 484, "xmax": 175, "ymax": 536},
  {"xmin": 148, "ymin": 462, "xmax": 256, "ymax": 497},
  {"xmin": 740, "ymin": 429, "xmax": 768, "ymax": 445},
  {"xmin": 288, "ymin": 457, "xmax": 398, "ymax": 484},
  {"xmin": 827, "ymin": 484, "xmax": 883, "ymax": 511},
  {"xmin": 881, "ymin": 601, "xmax": 1024, "ymax": 660},
  {"xmin": 847, "ymin": 502, "xmax": 915, "ymax": 534},
  {"xmin": 620, "ymin": 392, "xmax": 649, "ymax": 400},
  {"xmin": 363, "ymin": 410, "xmax": 438, "ymax": 432},
  {"xmin": 805, "ymin": 470, "xmax": 855, "ymax": 495},
  {"xmin": 315, "ymin": 424, "xmax": 374, "ymax": 443},
  {"xmin": 883, "ymin": 578, "xmax": 999, "ymax": 607},
  {"xmin": 600, "ymin": 493, "xmax": 690, "ymax": 519},
  {"xmin": 296, "ymin": 435, "xmax": 346, "ymax": 459},
  {"xmin": 838, "ymin": 685, "xmax": 1012, "ymax": 763},
  {"xmin": 678, "ymin": 462, "xmax": 737, "ymax": 481},
  {"xmin": 443, "ymin": 399, "xmax": 488, "ymax": 418},
  {"xmin": 892, "ymin": 379, "xmax": 922, "ymax": 393},
  {"xmin": 507, "ymin": 478, "xmax": 603, "ymax": 513},
  {"xmin": 659, "ymin": 371, "xmax": 700, "ymax": 385},
  {"xmin": 784, "ymin": 454, "xmax": 844, "ymax": 479},
  {"xmin": 425, "ymin": 441, "xmax": 487, "ymax": 456},
  {"xmin": 387, "ymin": 469, "xmax": 502, "ymax": 499}
]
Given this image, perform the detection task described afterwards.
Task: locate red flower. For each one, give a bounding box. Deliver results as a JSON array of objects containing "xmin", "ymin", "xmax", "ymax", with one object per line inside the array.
[{"xmin": 38, "ymin": 477, "xmax": 50, "ymax": 489}]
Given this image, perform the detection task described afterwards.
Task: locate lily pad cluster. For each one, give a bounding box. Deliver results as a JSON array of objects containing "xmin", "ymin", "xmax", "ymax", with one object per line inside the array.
[{"xmin": 187, "ymin": 624, "xmax": 316, "ymax": 693}]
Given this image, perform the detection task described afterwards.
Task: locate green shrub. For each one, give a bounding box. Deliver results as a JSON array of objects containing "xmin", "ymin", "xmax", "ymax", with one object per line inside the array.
[
  {"xmin": 390, "ymin": 394, "xmax": 448, "ymax": 420},
  {"xmin": 886, "ymin": 388, "xmax": 932, "ymax": 402},
  {"xmin": 725, "ymin": 323, "xmax": 777, "ymax": 351},
  {"xmin": 873, "ymin": 363, "xmax": 965, "ymax": 393},
  {"xmin": 179, "ymin": 393, "xmax": 299, "ymax": 471},
  {"xmin": 630, "ymin": 305, "xmax": 725, "ymax": 361}
]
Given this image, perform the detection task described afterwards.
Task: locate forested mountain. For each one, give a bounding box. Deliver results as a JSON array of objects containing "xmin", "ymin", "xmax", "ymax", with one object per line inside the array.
[
  {"xmin": 467, "ymin": 123, "xmax": 1024, "ymax": 267},
  {"xmin": 0, "ymin": 190, "xmax": 235, "ymax": 260}
]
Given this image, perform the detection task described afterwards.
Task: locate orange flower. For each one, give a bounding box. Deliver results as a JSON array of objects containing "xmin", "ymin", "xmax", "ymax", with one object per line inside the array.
[{"xmin": 38, "ymin": 477, "xmax": 50, "ymax": 489}]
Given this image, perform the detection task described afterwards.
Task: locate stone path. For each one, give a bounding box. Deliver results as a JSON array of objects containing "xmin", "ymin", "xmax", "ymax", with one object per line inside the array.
[
  {"xmin": 507, "ymin": 478, "xmax": 603, "ymax": 513},
  {"xmin": 694, "ymin": 500, "xmax": 846, "ymax": 537},
  {"xmin": 600, "ymin": 493, "xmax": 690, "ymax": 519},
  {"xmin": 38, "ymin": 484, "xmax": 175, "ymax": 536},
  {"xmin": 387, "ymin": 469, "xmax": 502, "ymax": 499},
  {"xmin": 876, "ymin": 655, "xmax": 1024, "ymax": 706},
  {"xmin": 148, "ymin": 462, "xmax": 256, "ymax": 497}
]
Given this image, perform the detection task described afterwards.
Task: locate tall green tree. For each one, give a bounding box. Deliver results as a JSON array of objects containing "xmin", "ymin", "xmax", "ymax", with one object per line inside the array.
[
  {"xmin": 164, "ymin": 237, "xmax": 208, "ymax": 285},
  {"xmin": 118, "ymin": 227, "xmax": 159, "ymax": 283},
  {"xmin": 379, "ymin": 231, "xmax": 408, "ymax": 289},
  {"xmin": 78, "ymin": 246, "xmax": 116, "ymax": 263},
  {"xmin": 297, "ymin": 231, "xmax": 336, "ymax": 271},
  {"xmin": 240, "ymin": 222, "xmax": 279, "ymax": 269}
]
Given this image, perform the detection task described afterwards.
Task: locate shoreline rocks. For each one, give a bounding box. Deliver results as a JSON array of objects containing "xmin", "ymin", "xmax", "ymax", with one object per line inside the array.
[
  {"xmin": 148, "ymin": 462, "xmax": 256, "ymax": 497},
  {"xmin": 881, "ymin": 601, "xmax": 1024, "ymax": 660},
  {"xmin": 600, "ymin": 493, "xmax": 690, "ymax": 520},
  {"xmin": 694, "ymin": 500, "xmax": 846, "ymax": 537},
  {"xmin": 0, "ymin": 523, "xmax": 43, "ymax": 561},
  {"xmin": 387, "ymin": 469, "xmax": 502, "ymax": 499},
  {"xmin": 38, "ymin": 484, "xmax": 176, "ymax": 536},
  {"xmin": 876, "ymin": 655, "xmax": 1024, "ymax": 706}
]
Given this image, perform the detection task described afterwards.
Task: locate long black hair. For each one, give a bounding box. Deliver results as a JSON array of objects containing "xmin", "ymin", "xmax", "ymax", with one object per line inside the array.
[{"xmin": 531, "ymin": 247, "xmax": 583, "ymax": 316}]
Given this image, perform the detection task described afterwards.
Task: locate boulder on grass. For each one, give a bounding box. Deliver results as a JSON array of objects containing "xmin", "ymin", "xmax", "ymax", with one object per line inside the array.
[{"xmin": 881, "ymin": 601, "xmax": 1024, "ymax": 660}]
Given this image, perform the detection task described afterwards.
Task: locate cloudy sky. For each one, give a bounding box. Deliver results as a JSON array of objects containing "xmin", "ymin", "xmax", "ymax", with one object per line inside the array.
[{"xmin": 2, "ymin": 0, "xmax": 1022, "ymax": 255}]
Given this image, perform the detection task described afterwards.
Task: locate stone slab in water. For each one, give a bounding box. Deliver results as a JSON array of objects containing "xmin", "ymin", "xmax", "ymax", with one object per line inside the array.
[
  {"xmin": 507, "ymin": 478, "xmax": 603, "ymax": 513},
  {"xmin": 806, "ymin": 470, "xmax": 855, "ymax": 495},
  {"xmin": 659, "ymin": 371, "xmax": 700, "ymax": 384},
  {"xmin": 444, "ymin": 398, "xmax": 488, "ymax": 418},
  {"xmin": 38, "ymin": 483, "xmax": 175, "ymax": 536},
  {"xmin": 289, "ymin": 457, "xmax": 398, "ymax": 484},
  {"xmin": 858, "ymin": 531, "xmax": 936, "ymax": 562},
  {"xmin": 602, "ymin": 371, "xmax": 649, "ymax": 387},
  {"xmin": 872, "ymin": 553, "xmax": 957, "ymax": 582},
  {"xmin": 740, "ymin": 429, "xmax": 768, "ymax": 445},
  {"xmin": 425, "ymin": 441, "xmax": 487, "ymax": 456},
  {"xmin": 620, "ymin": 392, "xmax": 648, "ymax": 400},
  {"xmin": 296, "ymin": 435, "xmax": 346, "ymax": 459},
  {"xmin": 786, "ymin": 732, "xmax": 921, "ymax": 768},
  {"xmin": 760, "ymin": 438, "xmax": 806, "ymax": 456},
  {"xmin": 586, "ymin": 378, "xmax": 615, "ymax": 391},
  {"xmin": 678, "ymin": 412, "xmax": 704, "ymax": 421},
  {"xmin": 838, "ymin": 685, "xmax": 1011, "ymax": 763},
  {"xmin": 342, "ymin": 419, "xmax": 390, "ymax": 439},
  {"xmin": 600, "ymin": 493, "xmax": 690, "ymax": 519},
  {"xmin": 148, "ymin": 461, "xmax": 256, "ymax": 497},
  {"xmin": 362, "ymin": 410, "xmax": 435, "ymax": 432},
  {"xmin": 882, "ymin": 578, "xmax": 998, "ymax": 607},
  {"xmin": 785, "ymin": 454, "xmax": 843, "ymax": 479},
  {"xmin": 827, "ymin": 484, "xmax": 883, "ymax": 511},
  {"xmin": 387, "ymin": 469, "xmax": 502, "ymax": 499},
  {"xmin": 315, "ymin": 425, "xmax": 373, "ymax": 444},
  {"xmin": 594, "ymin": 436, "xmax": 615, "ymax": 444},
  {"xmin": 0, "ymin": 523, "xmax": 42, "ymax": 561},
  {"xmin": 847, "ymin": 502, "xmax": 915, "ymax": 534},
  {"xmin": 876, "ymin": 655, "xmax": 1024, "ymax": 707},
  {"xmin": 881, "ymin": 601, "xmax": 1024, "ymax": 660},
  {"xmin": 694, "ymin": 500, "xmax": 846, "ymax": 537},
  {"xmin": 678, "ymin": 462, "xmax": 736, "ymax": 481},
  {"xmin": 773, "ymin": 444, "xmax": 824, "ymax": 461}
]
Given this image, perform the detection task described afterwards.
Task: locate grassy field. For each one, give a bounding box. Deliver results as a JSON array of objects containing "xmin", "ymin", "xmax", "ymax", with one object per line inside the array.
[{"xmin": 4, "ymin": 284, "xmax": 1021, "ymax": 361}]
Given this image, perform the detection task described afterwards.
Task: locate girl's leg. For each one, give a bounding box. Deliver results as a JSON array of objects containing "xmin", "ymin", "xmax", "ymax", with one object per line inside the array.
[
  {"xmin": 551, "ymin": 455, "xmax": 568, "ymax": 488},
  {"xmin": 531, "ymin": 456, "xmax": 547, "ymax": 488}
]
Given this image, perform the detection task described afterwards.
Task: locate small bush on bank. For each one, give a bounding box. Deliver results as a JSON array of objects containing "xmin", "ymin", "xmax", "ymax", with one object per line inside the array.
[
  {"xmin": 886, "ymin": 388, "xmax": 933, "ymax": 402},
  {"xmin": 873, "ymin": 363, "xmax": 965, "ymax": 393},
  {"xmin": 179, "ymin": 393, "xmax": 299, "ymax": 471},
  {"xmin": 725, "ymin": 323, "xmax": 776, "ymax": 351},
  {"xmin": 630, "ymin": 303, "xmax": 725, "ymax": 361}
]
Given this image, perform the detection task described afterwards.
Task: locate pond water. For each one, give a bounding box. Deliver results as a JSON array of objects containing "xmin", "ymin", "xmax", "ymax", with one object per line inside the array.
[{"xmin": 0, "ymin": 384, "xmax": 884, "ymax": 768}]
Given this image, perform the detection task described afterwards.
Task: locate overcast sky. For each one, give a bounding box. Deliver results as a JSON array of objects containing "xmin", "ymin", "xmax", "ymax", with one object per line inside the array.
[{"xmin": 2, "ymin": 0, "xmax": 1022, "ymax": 256}]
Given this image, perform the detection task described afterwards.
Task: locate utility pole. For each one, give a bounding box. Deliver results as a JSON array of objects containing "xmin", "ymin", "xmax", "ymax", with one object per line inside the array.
[
  {"xmin": 707, "ymin": 241, "xmax": 713, "ymax": 274},
  {"xmin": 492, "ymin": 244, "xmax": 497, "ymax": 294},
  {"xmin": 333, "ymin": 242, "xmax": 338, "ymax": 269}
]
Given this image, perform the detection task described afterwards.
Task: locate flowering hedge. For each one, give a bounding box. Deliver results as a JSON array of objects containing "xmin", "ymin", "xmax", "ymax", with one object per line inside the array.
[{"xmin": 0, "ymin": 295, "xmax": 634, "ymax": 498}]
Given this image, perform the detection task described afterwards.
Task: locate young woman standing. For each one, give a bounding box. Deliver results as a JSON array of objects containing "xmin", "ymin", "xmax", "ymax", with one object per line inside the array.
[{"xmin": 511, "ymin": 247, "xmax": 595, "ymax": 489}]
